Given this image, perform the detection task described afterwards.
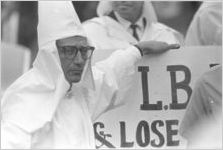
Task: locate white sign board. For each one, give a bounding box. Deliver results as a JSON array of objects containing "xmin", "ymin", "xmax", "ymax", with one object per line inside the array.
[{"xmin": 92, "ymin": 46, "xmax": 222, "ymax": 149}]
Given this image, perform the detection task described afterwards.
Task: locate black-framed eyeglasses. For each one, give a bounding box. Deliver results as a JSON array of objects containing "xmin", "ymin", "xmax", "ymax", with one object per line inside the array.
[{"xmin": 59, "ymin": 46, "xmax": 95, "ymax": 60}]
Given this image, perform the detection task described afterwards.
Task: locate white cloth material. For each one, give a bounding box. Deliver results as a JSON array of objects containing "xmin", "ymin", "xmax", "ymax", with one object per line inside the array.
[
  {"xmin": 83, "ymin": 1, "xmax": 183, "ymax": 51},
  {"xmin": 1, "ymin": 1, "xmax": 142, "ymax": 149},
  {"xmin": 185, "ymin": 2, "xmax": 222, "ymax": 46},
  {"xmin": 114, "ymin": 12, "xmax": 145, "ymax": 40},
  {"xmin": 179, "ymin": 65, "xmax": 222, "ymax": 148}
]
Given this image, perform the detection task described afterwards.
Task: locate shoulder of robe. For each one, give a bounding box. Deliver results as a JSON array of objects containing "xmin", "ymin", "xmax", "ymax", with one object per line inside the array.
[
  {"xmin": 3, "ymin": 69, "xmax": 52, "ymax": 97},
  {"xmin": 82, "ymin": 17, "xmax": 106, "ymax": 27},
  {"xmin": 198, "ymin": 3, "xmax": 222, "ymax": 15},
  {"xmin": 151, "ymin": 22, "xmax": 183, "ymax": 41},
  {"xmin": 151, "ymin": 22, "xmax": 178, "ymax": 33},
  {"xmin": 6, "ymin": 70, "xmax": 36, "ymax": 90}
]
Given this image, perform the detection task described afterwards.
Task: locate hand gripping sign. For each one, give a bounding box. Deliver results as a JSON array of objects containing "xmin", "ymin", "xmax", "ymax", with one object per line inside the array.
[{"xmin": 92, "ymin": 46, "xmax": 222, "ymax": 149}]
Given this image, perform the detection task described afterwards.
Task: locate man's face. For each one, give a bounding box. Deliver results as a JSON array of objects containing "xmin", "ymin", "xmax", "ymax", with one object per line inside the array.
[
  {"xmin": 56, "ymin": 36, "xmax": 93, "ymax": 84},
  {"xmin": 112, "ymin": 1, "xmax": 144, "ymax": 23}
]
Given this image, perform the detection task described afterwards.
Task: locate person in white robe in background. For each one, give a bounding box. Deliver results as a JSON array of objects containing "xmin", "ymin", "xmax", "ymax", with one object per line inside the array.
[
  {"xmin": 185, "ymin": 2, "xmax": 222, "ymax": 46},
  {"xmin": 180, "ymin": 65, "xmax": 222, "ymax": 149},
  {"xmin": 83, "ymin": 1, "xmax": 183, "ymax": 52}
]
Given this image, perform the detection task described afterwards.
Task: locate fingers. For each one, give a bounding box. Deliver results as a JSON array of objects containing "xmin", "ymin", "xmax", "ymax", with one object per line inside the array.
[
  {"xmin": 155, "ymin": 43, "xmax": 180, "ymax": 54},
  {"xmin": 137, "ymin": 42, "xmax": 181, "ymax": 55},
  {"xmin": 167, "ymin": 44, "xmax": 180, "ymax": 50}
]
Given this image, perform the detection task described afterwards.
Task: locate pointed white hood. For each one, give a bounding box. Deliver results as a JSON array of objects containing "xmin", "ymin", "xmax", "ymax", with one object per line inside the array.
[
  {"xmin": 38, "ymin": 1, "xmax": 86, "ymax": 48},
  {"xmin": 97, "ymin": 1, "xmax": 158, "ymax": 24},
  {"xmin": 35, "ymin": 1, "xmax": 95, "ymax": 90},
  {"xmin": 2, "ymin": 1, "xmax": 93, "ymax": 133}
]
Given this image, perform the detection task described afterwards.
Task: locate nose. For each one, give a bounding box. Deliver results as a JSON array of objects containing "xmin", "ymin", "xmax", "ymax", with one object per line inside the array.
[
  {"xmin": 120, "ymin": 1, "xmax": 130, "ymax": 4},
  {"xmin": 73, "ymin": 50, "xmax": 85, "ymax": 65}
]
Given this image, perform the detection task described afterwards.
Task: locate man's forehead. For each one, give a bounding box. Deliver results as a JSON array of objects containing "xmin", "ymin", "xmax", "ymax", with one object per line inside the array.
[{"xmin": 56, "ymin": 36, "xmax": 88, "ymax": 46}]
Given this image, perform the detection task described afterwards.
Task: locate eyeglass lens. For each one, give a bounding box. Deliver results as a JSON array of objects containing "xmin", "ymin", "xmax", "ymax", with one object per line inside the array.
[{"xmin": 61, "ymin": 46, "xmax": 94, "ymax": 60}]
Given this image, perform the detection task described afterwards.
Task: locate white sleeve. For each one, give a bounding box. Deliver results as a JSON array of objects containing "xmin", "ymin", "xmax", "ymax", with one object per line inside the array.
[
  {"xmin": 83, "ymin": 19, "xmax": 109, "ymax": 50},
  {"xmin": 1, "ymin": 121, "xmax": 31, "ymax": 149},
  {"xmin": 89, "ymin": 46, "xmax": 141, "ymax": 121},
  {"xmin": 179, "ymin": 78, "xmax": 208, "ymax": 140},
  {"xmin": 149, "ymin": 23, "xmax": 183, "ymax": 45},
  {"xmin": 155, "ymin": 29, "xmax": 182, "ymax": 45}
]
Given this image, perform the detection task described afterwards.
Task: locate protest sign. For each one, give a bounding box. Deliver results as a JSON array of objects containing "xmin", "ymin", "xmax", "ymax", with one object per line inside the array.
[{"xmin": 92, "ymin": 46, "xmax": 222, "ymax": 149}]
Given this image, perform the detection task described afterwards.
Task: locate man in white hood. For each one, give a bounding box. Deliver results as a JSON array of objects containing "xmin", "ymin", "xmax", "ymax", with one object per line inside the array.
[
  {"xmin": 1, "ymin": 1, "xmax": 180, "ymax": 149},
  {"xmin": 83, "ymin": 1, "xmax": 183, "ymax": 51}
]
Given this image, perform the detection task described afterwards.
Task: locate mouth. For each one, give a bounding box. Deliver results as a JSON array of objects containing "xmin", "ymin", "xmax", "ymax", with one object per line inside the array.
[
  {"xmin": 117, "ymin": 4, "xmax": 133, "ymax": 12},
  {"xmin": 118, "ymin": 3, "xmax": 133, "ymax": 8},
  {"xmin": 67, "ymin": 70, "xmax": 83, "ymax": 76},
  {"xmin": 119, "ymin": 5, "xmax": 131, "ymax": 9}
]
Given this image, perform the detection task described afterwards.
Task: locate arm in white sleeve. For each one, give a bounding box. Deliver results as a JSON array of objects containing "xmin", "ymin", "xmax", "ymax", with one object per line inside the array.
[
  {"xmin": 89, "ymin": 46, "xmax": 141, "ymax": 120},
  {"xmin": 150, "ymin": 23, "xmax": 183, "ymax": 45},
  {"xmin": 1, "ymin": 121, "xmax": 31, "ymax": 149},
  {"xmin": 155, "ymin": 29, "xmax": 183, "ymax": 45},
  {"xmin": 179, "ymin": 78, "xmax": 208, "ymax": 140}
]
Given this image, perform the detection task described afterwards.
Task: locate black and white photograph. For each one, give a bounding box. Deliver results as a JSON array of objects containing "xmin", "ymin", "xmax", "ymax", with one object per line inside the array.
[{"xmin": 1, "ymin": 1, "xmax": 222, "ymax": 149}]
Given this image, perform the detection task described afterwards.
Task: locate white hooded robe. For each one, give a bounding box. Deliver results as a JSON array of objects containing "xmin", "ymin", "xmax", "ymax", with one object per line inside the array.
[{"xmin": 1, "ymin": 1, "xmax": 142, "ymax": 149}]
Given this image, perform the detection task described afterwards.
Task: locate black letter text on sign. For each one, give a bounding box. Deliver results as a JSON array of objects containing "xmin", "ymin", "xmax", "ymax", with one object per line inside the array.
[
  {"xmin": 94, "ymin": 122, "xmax": 115, "ymax": 148},
  {"xmin": 167, "ymin": 65, "xmax": 192, "ymax": 109},
  {"xmin": 120, "ymin": 121, "xmax": 134, "ymax": 147},
  {"xmin": 138, "ymin": 66, "xmax": 162, "ymax": 110},
  {"xmin": 136, "ymin": 120, "xmax": 150, "ymax": 147},
  {"xmin": 151, "ymin": 120, "xmax": 165, "ymax": 147},
  {"xmin": 166, "ymin": 120, "xmax": 179, "ymax": 146}
]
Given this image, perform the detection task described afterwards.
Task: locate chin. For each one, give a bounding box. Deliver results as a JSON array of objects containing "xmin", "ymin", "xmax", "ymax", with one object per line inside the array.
[
  {"xmin": 71, "ymin": 78, "xmax": 81, "ymax": 83},
  {"xmin": 67, "ymin": 76, "xmax": 81, "ymax": 83}
]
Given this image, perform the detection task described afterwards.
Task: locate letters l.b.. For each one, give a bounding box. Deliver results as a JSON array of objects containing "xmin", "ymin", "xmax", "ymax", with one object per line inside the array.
[{"xmin": 138, "ymin": 65, "xmax": 192, "ymax": 111}]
